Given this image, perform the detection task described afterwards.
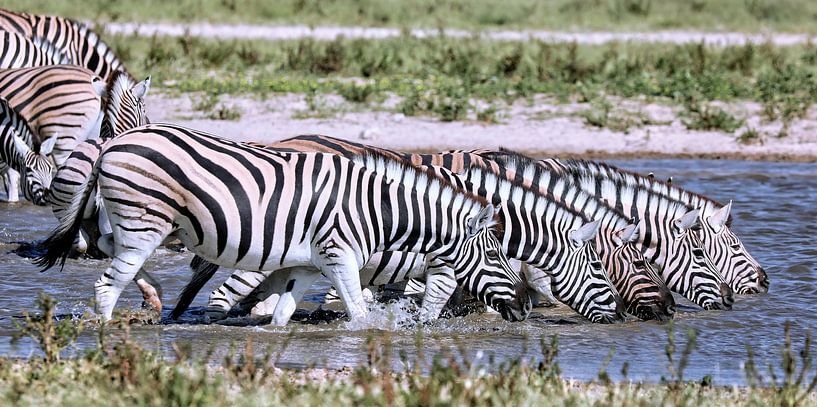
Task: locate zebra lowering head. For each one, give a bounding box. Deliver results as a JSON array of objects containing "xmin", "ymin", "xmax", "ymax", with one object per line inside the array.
[
  {"xmin": 605, "ymin": 222, "xmax": 675, "ymax": 320},
  {"xmin": 552, "ymin": 159, "xmax": 768, "ymax": 295},
  {"xmin": 354, "ymin": 153, "xmax": 532, "ymax": 322},
  {"xmin": 438, "ymin": 205, "xmax": 532, "ymax": 321},
  {"xmin": 483, "ymin": 150, "xmax": 674, "ymax": 321},
  {"xmin": 698, "ymin": 201, "xmax": 767, "ymax": 294},
  {"xmin": 0, "ymin": 98, "xmax": 56, "ymax": 205}
]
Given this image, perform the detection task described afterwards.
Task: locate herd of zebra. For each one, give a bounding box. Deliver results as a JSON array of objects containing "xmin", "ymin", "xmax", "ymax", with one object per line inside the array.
[{"xmin": 0, "ymin": 8, "xmax": 769, "ymax": 327}]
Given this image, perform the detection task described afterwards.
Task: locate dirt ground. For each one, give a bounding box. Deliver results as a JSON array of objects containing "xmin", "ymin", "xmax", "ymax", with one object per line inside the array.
[{"xmin": 147, "ymin": 92, "xmax": 817, "ymax": 162}]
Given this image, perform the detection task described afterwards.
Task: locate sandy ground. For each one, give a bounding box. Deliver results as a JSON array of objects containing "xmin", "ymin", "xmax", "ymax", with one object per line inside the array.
[
  {"xmin": 102, "ymin": 22, "xmax": 817, "ymax": 46},
  {"xmin": 147, "ymin": 92, "xmax": 817, "ymax": 161}
]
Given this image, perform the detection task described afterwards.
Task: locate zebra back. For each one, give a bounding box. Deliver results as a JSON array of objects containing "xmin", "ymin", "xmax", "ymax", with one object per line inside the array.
[{"xmin": 1, "ymin": 8, "xmax": 131, "ymax": 80}]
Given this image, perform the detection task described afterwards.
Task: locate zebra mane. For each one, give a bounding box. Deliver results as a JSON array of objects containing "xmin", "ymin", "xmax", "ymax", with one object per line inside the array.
[
  {"xmin": 352, "ymin": 149, "xmax": 495, "ymax": 215},
  {"xmin": 75, "ymin": 21, "xmax": 134, "ymax": 81},
  {"xmin": 101, "ymin": 70, "xmax": 136, "ymax": 139},
  {"xmin": 478, "ymin": 150, "xmax": 631, "ymax": 230},
  {"xmin": 560, "ymin": 159, "xmax": 731, "ymax": 227},
  {"xmin": 30, "ymin": 35, "xmax": 72, "ymax": 65},
  {"xmin": 0, "ymin": 96, "xmax": 40, "ymax": 151}
]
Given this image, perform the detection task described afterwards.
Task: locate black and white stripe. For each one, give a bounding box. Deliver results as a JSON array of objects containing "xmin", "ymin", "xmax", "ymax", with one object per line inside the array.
[
  {"xmin": 545, "ymin": 158, "xmax": 768, "ymax": 295},
  {"xmin": 538, "ymin": 158, "xmax": 734, "ymax": 310},
  {"xmin": 35, "ymin": 124, "xmax": 530, "ymax": 324},
  {"xmin": 1, "ymin": 8, "xmax": 131, "ymax": 80},
  {"xmin": 0, "ymin": 30, "xmax": 70, "ymax": 69},
  {"xmin": 0, "ymin": 96, "xmax": 55, "ymax": 204}
]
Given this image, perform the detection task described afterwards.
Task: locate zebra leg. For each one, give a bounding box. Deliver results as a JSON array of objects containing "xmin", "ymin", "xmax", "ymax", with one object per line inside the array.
[
  {"xmin": 243, "ymin": 269, "xmax": 293, "ymax": 316},
  {"xmin": 94, "ymin": 248, "xmax": 157, "ymax": 321},
  {"xmin": 269, "ymin": 267, "xmax": 322, "ymax": 326},
  {"xmin": 418, "ymin": 266, "xmax": 457, "ymax": 322},
  {"xmin": 4, "ymin": 169, "xmax": 20, "ymax": 203},
  {"xmin": 207, "ymin": 269, "xmax": 276, "ymax": 322},
  {"xmin": 134, "ymin": 268, "xmax": 163, "ymax": 313}
]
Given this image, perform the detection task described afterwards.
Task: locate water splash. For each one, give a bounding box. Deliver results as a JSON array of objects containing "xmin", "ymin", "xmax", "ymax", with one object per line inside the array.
[{"xmin": 343, "ymin": 298, "xmax": 418, "ymax": 331}]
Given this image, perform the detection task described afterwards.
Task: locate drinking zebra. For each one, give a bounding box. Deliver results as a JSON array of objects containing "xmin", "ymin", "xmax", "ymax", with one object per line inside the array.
[
  {"xmin": 1, "ymin": 8, "xmax": 131, "ymax": 80},
  {"xmin": 0, "ymin": 30, "xmax": 69, "ymax": 69},
  {"xmin": 521, "ymin": 156, "xmax": 734, "ymax": 310},
  {"xmin": 35, "ymin": 125, "xmax": 531, "ymax": 323},
  {"xmin": 203, "ymin": 152, "xmax": 624, "ymax": 324},
  {"xmin": 542, "ymin": 158, "xmax": 768, "ymax": 295},
  {"xmin": 172, "ymin": 135, "xmax": 625, "ymax": 324},
  {"xmin": 0, "ymin": 96, "xmax": 56, "ymax": 204}
]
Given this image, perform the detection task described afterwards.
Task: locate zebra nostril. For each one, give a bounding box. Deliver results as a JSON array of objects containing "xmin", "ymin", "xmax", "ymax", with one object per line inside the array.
[
  {"xmin": 720, "ymin": 283, "xmax": 734, "ymax": 309},
  {"xmin": 757, "ymin": 267, "xmax": 770, "ymax": 291}
]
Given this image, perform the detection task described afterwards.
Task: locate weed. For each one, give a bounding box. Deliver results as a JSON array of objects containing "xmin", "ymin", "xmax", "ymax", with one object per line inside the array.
[
  {"xmin": 11, "ymin": 293, "xmax": 83, "ymax": 365},
  {"xmin": 737, "ymin": 127, "xmax": 762, "ymax": 144},
  {"xmin": 682, "ymin": 99, "xmax": 744, "ymax": 132}
]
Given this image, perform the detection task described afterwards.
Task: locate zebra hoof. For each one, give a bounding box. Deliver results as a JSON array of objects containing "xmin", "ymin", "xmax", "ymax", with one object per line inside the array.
[{"xmin": 203, "ymin": 308, "xmax": 228, "ymax": 324}]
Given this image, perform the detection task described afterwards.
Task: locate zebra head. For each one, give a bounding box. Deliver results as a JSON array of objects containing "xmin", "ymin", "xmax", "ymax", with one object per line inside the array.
[
  {"xmin": 12, "ymin": 135, "xmax": 56, "ymax": 206},
  {"xmin": 664, "ymin": 208, "xmax": 734, "ymax": 310},
  {"xmin": 100, "ymin": 71, "xmax": 150, "ymax": 140},
  {"xmin": 448, "ymin": 204, "xmax": 532, "ymax": 322},
  {"xmin": 548, "ymin": 219, "xmax": 626, "ymax": 324},
  {"xmin": 607, "ymin": 222, "xmax": 675, "ymax": 321},
  {"xmin": 699, "ymin": 202, "xmax": 768, "ymax": 294}
]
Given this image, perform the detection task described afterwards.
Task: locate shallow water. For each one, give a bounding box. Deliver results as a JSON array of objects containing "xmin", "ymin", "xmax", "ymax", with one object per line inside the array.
[{"xmin": 0, "ymin": 158, "xmax": 814, "ymax": 385}]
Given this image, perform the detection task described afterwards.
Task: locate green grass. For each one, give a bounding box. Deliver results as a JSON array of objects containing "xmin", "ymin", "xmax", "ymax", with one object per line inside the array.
[
  {"xmin": 2, "ymin": 294, "xmax": 817, "ymax": 406},
  {"xmin": 107, "ymin": 32, "xmax": 817, "ymax": 124},
  {"xmin": 6, "ymin": 0, "xmax": 817, "ymax": 33}
]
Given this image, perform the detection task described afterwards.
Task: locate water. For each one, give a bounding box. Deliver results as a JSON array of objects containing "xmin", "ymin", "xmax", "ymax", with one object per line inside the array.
[{"xmin": 0, "ymin": 158, "xmax": 814, "ymax": 385}]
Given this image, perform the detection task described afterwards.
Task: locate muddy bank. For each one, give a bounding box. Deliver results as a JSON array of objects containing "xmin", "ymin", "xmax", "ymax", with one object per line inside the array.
[{"xmin": 147, "ymin": 93, "xmax": 817, "ymax": 162}]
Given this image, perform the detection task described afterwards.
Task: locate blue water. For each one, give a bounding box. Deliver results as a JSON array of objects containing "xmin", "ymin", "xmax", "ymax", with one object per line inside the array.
[{"xmin": 0, "ymin": 158, "xmax": 814, "ymax": 385}]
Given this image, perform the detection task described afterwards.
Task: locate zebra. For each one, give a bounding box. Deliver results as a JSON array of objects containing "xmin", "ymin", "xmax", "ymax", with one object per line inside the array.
[
  {"xmin": 0, "ymin": 96, "xmax": 56, "ymax": 204},
  {"xmin": 523, "ymin": 157, "xmax": 734, "ymax": 310},
  {"xmin": 1, "ymin": 8, "xmax": 131, "ymax": 80},
  {"xmin": 0, "ymin": 30, "xmax": 70, "ymax": 69},
  {"xmin": 0, "ymin": 65, "xmax": 108, "ymax": 166},
  {"xmin": 170, "ymin": 135, "xmax": 624, "ymax": 323},
  {"xmin": 472, "ymin": 151, "xmax": 675, "ymax": 320},
  {"xmin": 34, "ymin": 124, "xmax": 531, "ymax": 323},
  {"xmin": 542, "ymin": 158, "xmax": 768, "ymax": 295},
  {"xmin": 207, "ymin": 150, "xmax": 624, "ymax": 324},
  {"xmin": 46, "ymin": 69, "xmax": 154, "ymax": 306}
]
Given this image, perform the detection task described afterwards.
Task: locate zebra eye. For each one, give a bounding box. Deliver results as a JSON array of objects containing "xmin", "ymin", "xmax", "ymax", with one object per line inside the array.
[
  {"xmin": 633, "ymin": 260, "xmax": 646, "ymax": 268},
  {"xmin": 590, "ymin": 261, "xmax": 603, "ymax": 270},
  {"xmin": 692, "ymin": 248, "xmax": 705, "ymax": 258},
  {"xmin": 486, "ymin": 249, "xmax": 499, "ymax": 257},
  {"xmin": 730, "ymin": 243, "xmax": 742, "ymax": 249}
]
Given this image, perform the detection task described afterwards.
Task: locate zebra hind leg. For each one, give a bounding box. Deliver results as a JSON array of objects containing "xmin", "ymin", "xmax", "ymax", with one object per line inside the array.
[{"xmin": 268, "ymin": 267, "xmax": 322, "ymax": 326}]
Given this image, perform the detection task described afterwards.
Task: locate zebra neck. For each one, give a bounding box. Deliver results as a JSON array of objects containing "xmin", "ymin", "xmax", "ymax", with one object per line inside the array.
[{"xmin": 376, "ymin": 186, "xmax": 471, "ymax": 259}]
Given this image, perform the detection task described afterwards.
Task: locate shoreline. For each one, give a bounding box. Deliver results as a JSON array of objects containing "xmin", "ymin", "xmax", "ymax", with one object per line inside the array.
[{"xmin": 148, "ymin": 92, "xmax": 817, "ymax": 163}]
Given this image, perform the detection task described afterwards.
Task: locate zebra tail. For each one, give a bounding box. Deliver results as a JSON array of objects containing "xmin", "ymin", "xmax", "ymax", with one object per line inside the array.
[
  {"xmin": 33, "ymin": 162, "xmax": 100, "ymax": 271},
  {"xmin": 170, "ymin": 256, "xmax": 220, "ymax": 319}
]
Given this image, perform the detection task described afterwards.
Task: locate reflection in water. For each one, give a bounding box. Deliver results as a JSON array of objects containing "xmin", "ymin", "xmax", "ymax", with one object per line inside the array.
[{"xmin": 0, "ymin": 159, "xmax": 814, "ymax": 385}]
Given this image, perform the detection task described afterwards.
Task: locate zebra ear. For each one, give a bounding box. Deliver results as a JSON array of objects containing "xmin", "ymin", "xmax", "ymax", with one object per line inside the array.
[
  {"xmin": 613, "ymin": 223, "xmax": 639, "ymax": 245},
  {"xmin": 467, "ymin": 204, "xmax": 497, "ymax": 237},
  {"xmin": 132, "ymin": 76, "xmax": 151, "ymax": 101},
  {"xmin": 38, "ymin": 136, "xmax": 57, "ymax": 156},
  {"xmin": 571, "ymin": 219, "xmax": 600, "ymax": 245},
  {"xmin": 707, "ymin": 201, "xmax": 731, "ymax": 232},
  {"xmin": 674, "ymin": 208, "xmax": 700, "ymax": 231},
  {"xmin": 11, "ymin": 133, "xmax": 32, "ymax": 157}
]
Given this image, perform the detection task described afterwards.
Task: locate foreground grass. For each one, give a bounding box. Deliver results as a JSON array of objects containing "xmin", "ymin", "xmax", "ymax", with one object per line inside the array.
[
  {"xmin": 109, "ymin": 32, "xmax": 817, "ymax": 127},
  {"xmin": 6, "ymin": 0, "xmax": 817, "ymax": 33},
  {"xmin": 2, "ymin": 294, "xmax": 816, "ymax": 406}
]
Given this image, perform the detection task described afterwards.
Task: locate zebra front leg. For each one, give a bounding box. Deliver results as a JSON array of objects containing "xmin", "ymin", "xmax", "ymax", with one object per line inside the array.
[
  {"xmin": 418, "ymin": 265, "xmax": 457, "ymax": 322},
  {"xmin": 316, "ymin": 254, "xmax": 368, "ymax": 321},
  {"xmin": 95, "ymin": 249, "xmax": 155, "ymax": 321},
  {"xmin": 4, "ymin": 169, "xmax": 20, "ymax": 203}
]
